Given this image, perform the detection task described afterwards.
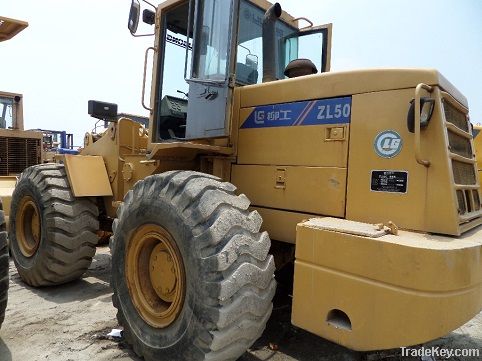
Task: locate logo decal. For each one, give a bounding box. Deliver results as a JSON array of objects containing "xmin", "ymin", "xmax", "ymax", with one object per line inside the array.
[
  {"xmin": 374, "ymin": 131, "xmax": 403, "ymax": 158},
  {"xmin": 241, "ymin": 97, "xmax": 352, "ymax": 129}
]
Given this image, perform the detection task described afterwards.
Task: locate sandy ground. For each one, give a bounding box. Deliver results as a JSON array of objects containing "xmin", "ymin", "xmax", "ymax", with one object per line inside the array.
[{"xmin": 0, "ymin": 247, "xmax": 481, "ymax": 361}]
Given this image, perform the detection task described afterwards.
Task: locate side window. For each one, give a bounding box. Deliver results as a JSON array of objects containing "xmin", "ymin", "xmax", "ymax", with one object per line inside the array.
[
  {"xmin": 155, "ymin": 1, "xmax": 192, "ymax": 141},
  {"xmin": 191, "ymin": 0, "xmax": 232, "ymax": 82},
  {"xmin": 285, "ymin": 31, "xmax": 324, "ymax": 73},
  {"xmin": 283, "ymin": 26, "xmax": 331, "ymax": 74},
  {"xmin": 236, "ymin": 1, "xmax": 296, "ymax": 85},
  {"xmin": 0, "ymin": 97, "xmax": 14, "ymax": 129},
  {"xmin": 162, "ymin": 28, "xmax": 191, "ymax": 98}
]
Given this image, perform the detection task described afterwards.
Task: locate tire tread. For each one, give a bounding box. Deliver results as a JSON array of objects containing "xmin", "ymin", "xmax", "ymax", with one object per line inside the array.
[
  {"xmin": 112, "ymin": 171, "xmax": 275, "ymax": 361},
  {"xmin": 10, "ymin": 164, "xmax": 99, "ymax": 287},
  {"xmin": 0, "ymin": 204, "xmax": 9, "ymax": 329}
]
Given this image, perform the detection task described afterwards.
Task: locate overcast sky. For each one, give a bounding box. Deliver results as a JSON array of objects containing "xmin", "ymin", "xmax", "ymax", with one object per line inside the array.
[{"xmin": 1, "ymin": 0, "xmax": 481, "ymax": 146}]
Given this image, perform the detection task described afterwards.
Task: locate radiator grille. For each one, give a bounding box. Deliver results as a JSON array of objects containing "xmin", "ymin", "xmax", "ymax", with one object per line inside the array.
[
  {"xmin": 452, "ymin": 160, "xmax": 476, "ymax": 185},
  {"xmin": 473, "ymin": 190, "xmax": 481, "ymax": 211},
  {"xmin": 0, "ymin": 137, "xmax": 41, "ymax": 175},
  {"xmin": 444, "ymin": 97, "xmax": 481, "ymax": 224},
  {"xmin": 444, "ymin": 100, "xmax": 469, "ymax": 132},
  {"xmin": 448, "ymin": 131, "xmax": 473, "ymax": 158},
  {"xmin": 456, "ymin": 190, "xmax": 466, "ymax": 214}
]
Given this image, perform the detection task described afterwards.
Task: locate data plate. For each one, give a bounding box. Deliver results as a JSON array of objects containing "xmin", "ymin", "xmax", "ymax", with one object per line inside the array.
[{"xmin": 370, "ymin": 170, "xmax": 408, "ymax": 193}]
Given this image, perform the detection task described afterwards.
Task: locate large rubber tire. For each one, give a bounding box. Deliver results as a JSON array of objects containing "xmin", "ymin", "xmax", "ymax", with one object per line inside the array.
[
  {"xmin": 9, "ymin": 164, "xmax": 99, "ymax": 286},
  {"xmin": 0, "ymin": 200, "xmax": 8, "ymax": 329},
  {"xmin": 111, "ymin": 171, "xmax": 276, "ymax": 361}
]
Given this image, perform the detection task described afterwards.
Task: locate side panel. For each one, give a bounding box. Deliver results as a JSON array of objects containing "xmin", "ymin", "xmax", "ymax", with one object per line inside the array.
[
  {"xmin": 346, "ymin": 88, "xmax": 459, "ymax": 234},
  {"xmin": 63, "ymin": 155, "xmax": 113, "ymax": 197},
  {"xmin": 238, "ymin": 104, "xmax": 349, "ymax": 167},
  {"xmin": 253, "ymin": 207, "xmax": 313, "ymax": 244},
  {"xmin": 232, "ymin": 165, "xmax": 346, "ymax": 216},
  {"xmin": 235, "ymin": 94, "xmax": 351, "ymax": 243}
]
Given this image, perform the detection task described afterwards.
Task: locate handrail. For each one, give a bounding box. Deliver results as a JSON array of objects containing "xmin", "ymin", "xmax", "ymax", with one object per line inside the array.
[
  {"xmin": 142, "ymin": 46, "xmax": 156, "ymax": 111},
  {"xmin": 414, "ymin": 83, "xmax": 433, "ymax": 167}
]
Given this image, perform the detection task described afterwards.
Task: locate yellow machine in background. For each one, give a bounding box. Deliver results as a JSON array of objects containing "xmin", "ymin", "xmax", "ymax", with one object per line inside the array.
[
  {"xmin": 0, "ymin": 15, "xmax": 33, "ymax": 330},
  {"xmin": 0, "ymin": 17, "xmax": 43, "ymax": 220},
  {"xmin": 7, "ymin": 0, "xmax": 482, "ymax": 359}
]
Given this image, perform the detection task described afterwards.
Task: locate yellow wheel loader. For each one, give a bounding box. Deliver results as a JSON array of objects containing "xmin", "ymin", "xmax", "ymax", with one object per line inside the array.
[
  {"xmin": 0, "ymin": 15, "xmax": 32, "ymax": 330},
  {"xmin": 9, "ymin": 0, "xmax": 482, "ymax": 359},
  {"xmin": 0, "ymin": 17, "xmax": 43, "ymax": 223}
]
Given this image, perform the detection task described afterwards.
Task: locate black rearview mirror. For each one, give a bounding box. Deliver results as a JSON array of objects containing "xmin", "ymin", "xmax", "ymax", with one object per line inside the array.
[
  {"xmin": 128, "ymin": 0, "xmax": 141, "ymax": 34},
  {"xmin": 143, "ymin": 9, "xmax": 156, "ymax": 25}
]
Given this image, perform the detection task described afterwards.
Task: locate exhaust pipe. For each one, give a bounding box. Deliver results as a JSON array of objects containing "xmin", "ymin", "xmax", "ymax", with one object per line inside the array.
[{"xmin": 262, "ymin": 3, "xmax": 282, "ymax": 83}]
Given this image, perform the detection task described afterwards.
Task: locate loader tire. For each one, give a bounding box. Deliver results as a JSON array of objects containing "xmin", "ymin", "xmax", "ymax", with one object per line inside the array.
[
  {"xmin": 111, "ymin": 171, "xmax": 276, "ymax": 361},
  {"xmin": 0, "ymin": 200, "xmax": 8, "ymax": 329},
  {"xmin": 9, "ymin": 164, "xmax": 99, "ymax": 287}
]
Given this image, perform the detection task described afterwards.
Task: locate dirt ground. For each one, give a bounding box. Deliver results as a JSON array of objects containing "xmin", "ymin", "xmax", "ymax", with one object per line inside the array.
[{"xmin": 1, "ymin": 247, "xmax": 481, "ymax": 361}]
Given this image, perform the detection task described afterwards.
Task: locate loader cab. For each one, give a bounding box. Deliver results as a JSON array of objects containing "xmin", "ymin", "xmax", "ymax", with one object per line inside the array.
[
  {"xmin": 129, "ymin": 0, "xmax": 331, "ymax": 144},
  {"xmin": 0, "ymin": 93, "xmax": 23, "ymax": 130}
]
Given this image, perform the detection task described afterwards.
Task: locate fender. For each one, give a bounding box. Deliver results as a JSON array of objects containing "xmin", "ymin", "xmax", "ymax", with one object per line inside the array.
[{"xmin": 63, "ymin": 155, "xmax": 113, "ymax": 197}]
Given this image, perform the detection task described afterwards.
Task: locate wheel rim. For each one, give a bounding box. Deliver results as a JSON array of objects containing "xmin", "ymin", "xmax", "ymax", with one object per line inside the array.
[
  {"xmin": 126, "ymin": 224, "xmax": 185, "ymax": 328},
  {"xmin": 16, "ymin": 196, "xmax": 41, "ymax": 258}
]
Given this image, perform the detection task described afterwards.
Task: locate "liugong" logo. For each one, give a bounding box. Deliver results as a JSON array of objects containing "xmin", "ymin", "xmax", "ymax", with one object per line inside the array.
[{"xmin": 374, "ymin": 130, "xmax": 403, "ymax": 158}]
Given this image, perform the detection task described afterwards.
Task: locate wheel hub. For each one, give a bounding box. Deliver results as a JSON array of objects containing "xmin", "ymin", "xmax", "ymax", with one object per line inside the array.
[
  {"xmin": 126, "ymin": 224, "xmax": 185, "ymax": 328},
  {"xmin": 16, "ymin": 196, "xmax": 41, "ymax": 258},
  {"xmin": 149, "ymin": 244, "xmax": 178, "ymax": 302}
]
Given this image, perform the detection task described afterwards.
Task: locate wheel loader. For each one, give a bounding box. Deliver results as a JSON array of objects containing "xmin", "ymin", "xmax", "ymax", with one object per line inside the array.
[
  {"xmin": 8, "ymin": 0, "xmax": 482, "ymax": 359},
  {"xmin": 0, "ymin": 17, "xmax": 43, "ymax": 224},
  {"xmin": 0, "ymin": 15, "xmax": 31, "ymax": 330}
]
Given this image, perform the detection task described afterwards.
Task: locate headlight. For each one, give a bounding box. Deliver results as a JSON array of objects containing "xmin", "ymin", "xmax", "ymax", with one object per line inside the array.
[{"xmin": 407, "ymin": 97, "xmax": 435, "ymax": 133}]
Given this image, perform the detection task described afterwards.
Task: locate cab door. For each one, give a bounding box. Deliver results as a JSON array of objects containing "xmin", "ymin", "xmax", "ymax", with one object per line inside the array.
[{"xmin": 186, "ymin": 0, "xmax": 239, "ymax": 139}]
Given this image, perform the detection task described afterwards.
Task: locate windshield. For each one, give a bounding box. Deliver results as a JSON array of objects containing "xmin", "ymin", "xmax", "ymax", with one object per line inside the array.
[{"xmin": 236, "ymin": 0, "xmax": 297, "ymax": 85}]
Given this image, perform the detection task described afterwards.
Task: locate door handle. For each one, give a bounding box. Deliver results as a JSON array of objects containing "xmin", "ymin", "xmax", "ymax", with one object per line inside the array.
[{"xmin": 198, "ymin": 88, "xmax": 218, "ymax": 100}]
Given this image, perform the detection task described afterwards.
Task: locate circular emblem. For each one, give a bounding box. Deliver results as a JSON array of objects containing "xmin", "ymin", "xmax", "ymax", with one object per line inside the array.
[{"xmin": 374, "ymin": 130, "xmax": 403, "ymax": 158}]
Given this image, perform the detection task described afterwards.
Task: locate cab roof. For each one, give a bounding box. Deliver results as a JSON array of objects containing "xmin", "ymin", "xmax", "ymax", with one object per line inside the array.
[{"xmin": 0, "ymin": 16, "xmax": 28, "ymax": 42}]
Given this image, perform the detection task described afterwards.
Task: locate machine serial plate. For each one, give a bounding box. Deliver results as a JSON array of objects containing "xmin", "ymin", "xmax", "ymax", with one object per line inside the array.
[{"xmin": 370, "ymin": 170, "xmax": 408, "ymax": 193}]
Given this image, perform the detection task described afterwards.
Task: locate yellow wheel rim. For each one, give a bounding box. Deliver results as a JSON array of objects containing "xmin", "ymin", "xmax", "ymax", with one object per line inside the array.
[
  {"xmin": 16, "ymin": 196, "xmax": 41, "ymax": 258},
  {"xmin": 126, "ymin": 224, "xmax": 185, "ymax": 328}
]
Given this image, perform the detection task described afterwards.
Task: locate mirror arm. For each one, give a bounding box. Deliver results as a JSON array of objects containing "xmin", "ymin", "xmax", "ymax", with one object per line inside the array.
[
  {"xmin": 142, "ymin": 0, "xmax": 157, "ymax": 11},
  {"xmin": 131, "ymin": 32, "xmax": 155, "ymax": 38},
  {"xmin": 292, "ymin": 17, "xmax": 314, "ymax": 30}
]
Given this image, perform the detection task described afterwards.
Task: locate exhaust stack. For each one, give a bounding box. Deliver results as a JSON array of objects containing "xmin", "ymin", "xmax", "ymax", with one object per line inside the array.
[{"xmin": 262, "ymin": 3, "xmax": 282, "ymax": 83}]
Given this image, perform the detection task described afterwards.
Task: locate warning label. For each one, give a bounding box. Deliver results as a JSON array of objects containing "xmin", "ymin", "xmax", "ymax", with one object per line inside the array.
[{"xmin": 371, "ymin": 171, "xmax": 408, "ymax": 193}]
